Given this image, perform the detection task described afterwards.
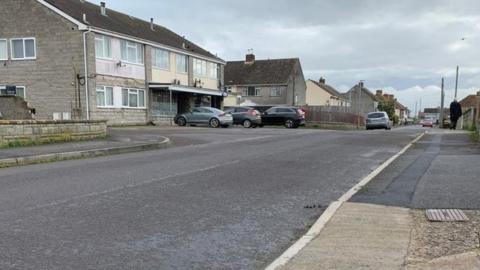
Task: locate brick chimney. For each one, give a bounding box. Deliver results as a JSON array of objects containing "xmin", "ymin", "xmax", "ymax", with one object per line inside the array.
[
  {"xmin": 376, "ymin": 90, "xmax": 383, "ymax": 96},
  {"xmin": 245, "ymin": 53, "xmax": 255, "ymax": 64},
  {"xmin": 100, "ymin": 2, "xmax": 107, "ymax": 16},
  {"xmin": 319, "ymin": 77, "xmax": 326, "ymax": 84}
]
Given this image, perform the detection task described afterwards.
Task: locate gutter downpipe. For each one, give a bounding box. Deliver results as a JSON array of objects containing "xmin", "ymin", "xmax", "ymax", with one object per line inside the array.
[{"xmin": 83, "ymin": 28, "xmax": 92, "ymax": 120}]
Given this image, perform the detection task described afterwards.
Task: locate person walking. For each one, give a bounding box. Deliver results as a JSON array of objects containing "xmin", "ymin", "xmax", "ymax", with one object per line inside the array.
[{"xmin": 449, "ymin": 99, "xmax": 462, "ymax": 130}]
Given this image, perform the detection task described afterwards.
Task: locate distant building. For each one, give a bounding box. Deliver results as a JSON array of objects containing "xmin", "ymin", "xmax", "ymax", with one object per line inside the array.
[
  {"xmin": 305, "ymin": 78, "xmax": 349, "ymax": 107},
  {"xmin": 341, "ymin": 82, "xmax": 379, "ymax": 117},
  {"xmin": 224, "ymin": 54, "xmax": 306, "ymax": 107},
  {"xmin": 423, "ymin": 108, "xmax": 450, "ymax": 121}
]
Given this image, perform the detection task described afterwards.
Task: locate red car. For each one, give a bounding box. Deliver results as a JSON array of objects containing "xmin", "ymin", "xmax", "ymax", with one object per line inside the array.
[{"xmin": 420, "ymin": 118, "xmax": 434, "ymax": 128}]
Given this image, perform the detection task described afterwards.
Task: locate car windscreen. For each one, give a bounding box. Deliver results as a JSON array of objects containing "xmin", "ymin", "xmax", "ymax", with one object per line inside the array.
[{"xmin": 368, "ymin": 113, "xmax": 385, "ymax": 118}]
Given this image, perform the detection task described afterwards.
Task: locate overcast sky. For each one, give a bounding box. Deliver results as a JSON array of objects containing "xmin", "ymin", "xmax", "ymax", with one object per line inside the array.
[{"xmin": 92, "ymin": 0, "xmax": 480, "ymax": 112}]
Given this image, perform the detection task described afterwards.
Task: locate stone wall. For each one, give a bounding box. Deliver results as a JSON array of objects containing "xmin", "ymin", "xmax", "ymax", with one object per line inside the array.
[
  {"xmin": 0, "ymin": 96, "xmax": 33, "ymax": 119},
  {"xmin": 0, "ymin": 120, "xmax": 107, "ymax": 146}
]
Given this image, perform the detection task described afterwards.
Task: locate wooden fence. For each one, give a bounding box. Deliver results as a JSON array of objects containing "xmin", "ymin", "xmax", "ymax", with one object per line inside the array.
[{"xmin": 303, "ymin": 106, "xmax": 364, "ymax": 125}]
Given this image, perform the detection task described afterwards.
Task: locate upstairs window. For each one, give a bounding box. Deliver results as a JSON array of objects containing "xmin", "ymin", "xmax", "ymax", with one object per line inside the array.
[
  {"xmin": 152, "ymin": 48, "xmax": 170, "ymax": 70},
  {"xmin": 208, "ymin": 62, "xmax": 218, "ymax": 79},
  {"xmin": 95, "ymin": 35, "xmax": 111, "ymax": 59},
  {"xmin": 0, "ymin": 39, "xmax": 7, "ymax": 60},
  {"xmin": 120, "ymin": 40, "xmax": 143, "ymax": 64},
  {"xmin": 11, "ymin": 38, "xmax": 36, "ymax": 60},
  {"xmin": 176, "ymin": 54, "xmax": 188, "ymax": 73},
  {"xmin": 193, "ymin": 58, "xmax": 207, "ymax": 76},
  {"xmin": 247, "ymin": 87, "xmax": 261, "ymax": 96}
]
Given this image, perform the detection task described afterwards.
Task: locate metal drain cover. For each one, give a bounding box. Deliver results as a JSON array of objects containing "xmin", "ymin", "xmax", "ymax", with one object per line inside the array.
[{"xmin": 426, "ymin": 209, "xmax": 469, "ymax": 222}]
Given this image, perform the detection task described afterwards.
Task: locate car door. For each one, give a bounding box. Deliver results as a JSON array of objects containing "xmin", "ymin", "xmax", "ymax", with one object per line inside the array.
[
  {"xmin": 262, "ymin": 108, "xmax": 278, "ymax": 125},
  {"xmin": 233, "ymin": 107, "xmax": 248, "ymax": 124},
  {"xmin": 196, "ymin": 108, "xmax": 213, "ymax": 123},
  {"xmin": 189, "ymin": 108, "xmax": 203, "ymax": 123}
]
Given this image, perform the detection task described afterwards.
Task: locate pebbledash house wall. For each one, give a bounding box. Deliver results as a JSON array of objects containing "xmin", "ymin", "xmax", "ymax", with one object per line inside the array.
[{"xmin": 0, "ymin": 0, "xmax": 87, "ymax": 120}]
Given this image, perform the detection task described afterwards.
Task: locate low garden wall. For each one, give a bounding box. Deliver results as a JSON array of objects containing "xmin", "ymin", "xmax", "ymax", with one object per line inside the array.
[{"xmin": 0, "ymin": 120, "xmax": 107, "ymax": 147}]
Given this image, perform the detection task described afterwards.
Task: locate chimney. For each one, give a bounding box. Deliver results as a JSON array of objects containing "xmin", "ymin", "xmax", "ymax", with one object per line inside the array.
[
  {"xmin": 150, "ymin": 18, "xmax": 154, "ymax": 31},
  {"xmin": 383, "ymin": 94, "xmax": 389, "ymax": 100},
  {"xmin": 82, "ymin": 13, "xmax": 88, "ymax": 23},
  {"xmin": 245, "ymin": 53, "xmax": 255, "ymax": 64},
  {"xmin": 376, "ymin": 90, "xmax": 383, "ymax": 96},
  {"xmin": 100, "ymin": 2, "xmax": 106, "ymax": 16},
  {"xmin": 359, "ymin": 81, "xmax": 364, "ymax": 88},
  {"xmin": 319, "ymin": 77, "xmax": 326, "ymax": 84}
]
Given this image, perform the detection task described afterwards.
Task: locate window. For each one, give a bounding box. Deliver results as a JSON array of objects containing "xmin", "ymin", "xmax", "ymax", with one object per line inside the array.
[
  {"xmin": 152, "ymin": 48, "xmax": 170, "ymax": 69},
  {"xmin": 176, "ymin": 54, "xmax": 188, "ymax": 73},
  {"xmin": 0, "ymin": 85, "xmax": 26, "ymax": 98},
  {"xmin": 247, "ymin": 87, "xmax": 261, "ymax": 96},
  {"xmin": 95, "ymin": 35, "xmax": 111, "ymax": 59},
  {"xmin": 0, "ymin": 39, "xmax": 7, "ymax": 60},
  {"xmin": 278, "ymin": 108, "xmax": 294, "ymax": 113},
  {"xmin": 122, "ymin": 88, "xmax": 146, "ymax": 108},
  {"xmin": 120, "ymin": 40, "xmax": 143, "ymax": 64},
  {"xmin": 11, "ymin": 38, "xmax": 36, "ymax": 60},
  {"xmin": 96, "ymin": 86, "xmax": 114, "ymax": 107},
  {"xmin": 208, "ymin": 62, "xmax": 218, "ymax": 79},
  {"xmin": 193, "ymin": 58, "xmax": 207, "ymax": 76},
  {"xmin": 270, "ymin": 87, "xmax": 281, "ymax": 97}
]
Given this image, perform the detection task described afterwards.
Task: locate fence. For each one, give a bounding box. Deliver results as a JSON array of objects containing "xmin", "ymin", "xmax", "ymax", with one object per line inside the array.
[{"xmin": 303, "ymin": 106, "xmax": 364, "ymax": 125}]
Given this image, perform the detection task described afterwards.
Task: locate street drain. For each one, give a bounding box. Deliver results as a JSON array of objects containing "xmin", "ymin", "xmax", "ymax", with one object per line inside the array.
[{"xmin": 426, "ymin": 209, "xmax": 469, "ymax": 222}]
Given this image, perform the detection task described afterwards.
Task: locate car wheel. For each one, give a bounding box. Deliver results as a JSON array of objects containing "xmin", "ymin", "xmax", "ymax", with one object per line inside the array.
[
  {"xmin": 285, "ymin": 119, "xmax": 294, "ymax": 128},
  {"xmin": 242, "ymin": 119, "xmax": 252, "ymax": 128},
  {"xmin": 209, "ymin": 118, "xmax": 220, "ymax": 128},
  {"xmin": 177, "ymin": 117, "xmax": 187, "ymax": 126}
]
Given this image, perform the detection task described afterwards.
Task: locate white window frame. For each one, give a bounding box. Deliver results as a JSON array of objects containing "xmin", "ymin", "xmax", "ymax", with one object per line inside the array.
[
  {"xmin": 95, "ymin": 35, "xmax": 112, "ymax": 60},
  {"xmin": 121, "ymin": 88, "xmax": 146, "ymax": 109},
  {"xmin": 0, "ymin": 39, "xmax": 7, "ymax": 60},
  {"xmin": 0, "ymin": 85, "xmax": 26, "ymax": 99},
  {"xmin": 176, "ymin": 54, "xmax": 188, "ymax": 73},
  {"xmin": 208, "ymin": 62, "xmax": 218, "ymax": 79},
  {"xmin": 96, "ymin": 86, "xmax": 114, "ymax": 108},
  {"xmin": 152, "ymin": 48, "xmax": 170, "ymax": 70},
  {"xmin": 270, "ymin": 87, "xmax": 281, "ymax": 97},
  {"xmin": 193, "ymin": 58, "xmax": 208, "ymax": 77},
  {"xmin": 10, "ymin": 37, "xmax": 36, "ymax": 60},
  {"xmin": 120, "ymin": 40, "xmax": 144, "ymax": 65}
]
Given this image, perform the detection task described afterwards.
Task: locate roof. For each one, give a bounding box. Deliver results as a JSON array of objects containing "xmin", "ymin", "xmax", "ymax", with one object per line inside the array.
[
  {"xmin": 225, "ymin": 58, "xmax": 299, "ymax": 86},
  {"xmin": 459, "ymin": 95, "xmax": 479, "ymax": 108},
  {"xmin": 342, "ymin": 86, "xmax": 379, "ymax": 101},
  {"xmin": 42, "ymin": 0, "xmax": 222, "ymax": 61},
  {"xmin": 307, "ymin": 80, "xmax": 342, "ymax": 97}
]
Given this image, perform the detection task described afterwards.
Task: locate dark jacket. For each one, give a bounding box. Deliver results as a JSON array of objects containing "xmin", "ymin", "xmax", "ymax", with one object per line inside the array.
[{"xmin": 450, "ymin": 101, "xmax": 462, "ymax": 121}]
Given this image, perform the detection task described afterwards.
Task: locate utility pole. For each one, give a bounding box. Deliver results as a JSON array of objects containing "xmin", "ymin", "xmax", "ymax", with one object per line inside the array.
[
  {"xmin": 440, "ymin": 77, "xmax": 445, "ymax": 128},
  {"xmin": 454, "ymin": 65, "xmax": 459, "ymax": 99},
  {"xmin": 356, "ymin": 81, "xmax": 362, "ymax": 129},
  {"xmin": 414, "ymin": 101, "xmax": 418, "ymax": 120}
]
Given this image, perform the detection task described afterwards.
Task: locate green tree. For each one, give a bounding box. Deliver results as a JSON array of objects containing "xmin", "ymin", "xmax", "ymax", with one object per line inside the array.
[{"xmin": 377, "ymin": 100, "xmax": 396, "ymax": 121}]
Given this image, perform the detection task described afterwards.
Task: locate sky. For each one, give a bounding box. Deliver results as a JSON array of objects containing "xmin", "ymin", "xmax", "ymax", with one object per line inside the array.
[{"xmin": 91, "ymin": 0, "xmax": 480, "ymax": 113}]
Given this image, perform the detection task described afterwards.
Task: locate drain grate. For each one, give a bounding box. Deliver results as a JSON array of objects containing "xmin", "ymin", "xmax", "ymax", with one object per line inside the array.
[{"xmin": 426, "ymin": 209, "xmax": 469, "ymax": 222}]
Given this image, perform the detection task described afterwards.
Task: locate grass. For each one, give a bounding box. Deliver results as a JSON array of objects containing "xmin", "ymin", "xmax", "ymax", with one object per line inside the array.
[
  {"xmin": 0, "ymin": 133, "xmax": 107, "ymax": 149},
  {"xmin": 470, "ymin": 131, "xmax": 479, "ymax": 142}
]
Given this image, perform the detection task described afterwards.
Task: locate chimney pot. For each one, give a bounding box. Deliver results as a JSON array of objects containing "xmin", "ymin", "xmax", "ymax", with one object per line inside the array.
[
  {"xmin": 100, "ymin": 2, "xmax": 106, "ymax": 16},
  {"xmin": 319, "ymin": 77, "xmax": 326, "ymax": 84},
  {"xmin": 245, "ymin": 53, "xmax": 255, "ymax": 64},
  {"xmin": 376, "ymin": 90, "xmax": 383, "ymax": 96},
  {"xmin": 150, "ymin": 18, "xmax": 154, "ymax": 31}
]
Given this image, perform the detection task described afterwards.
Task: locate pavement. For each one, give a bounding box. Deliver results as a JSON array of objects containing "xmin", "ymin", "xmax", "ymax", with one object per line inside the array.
[
  {"xmin": 277, "ymin": 128, "xmax": 480, "ymax": 270},
  {"xmin": 0, "ymin": 125, "xmax": 423, "ymax": 269}
]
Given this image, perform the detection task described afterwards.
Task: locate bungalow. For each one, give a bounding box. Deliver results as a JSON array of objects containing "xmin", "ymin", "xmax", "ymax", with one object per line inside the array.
[
  {"xmin": 0, "ymin": 0, "xmax": 225, "ymax": 125},
  {"xmin": 305, "ymin": 78, "xmax": 349, "ymax": 107},
  {"xmin": 224, "ymin": 54, "xmax": 306, "ymax": 107}
]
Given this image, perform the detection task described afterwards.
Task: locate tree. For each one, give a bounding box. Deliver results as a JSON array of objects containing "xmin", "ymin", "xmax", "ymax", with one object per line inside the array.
[{"xmin": 377, "ymin": 100, "xmax": 396, "ymax": 122}]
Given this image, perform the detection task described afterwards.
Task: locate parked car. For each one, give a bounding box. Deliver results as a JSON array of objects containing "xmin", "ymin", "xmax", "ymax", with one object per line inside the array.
[
  {"xmin": 260, "ymin": 106, "xmax": 306, "ymax": 128},
  {"xmin": 174, "ymin": 107, "xmax": 233, "ymax": 128},
  {"xmin": 420, "ymin": 118, "xmax": 434, "ymax": 128},
  {"xmin": 223, "ymin": 106, "xmax": 262, "ymax": 128},
  {"xmin": 366, "ymin": 111, "xmax": 391, "ymax": 130}
]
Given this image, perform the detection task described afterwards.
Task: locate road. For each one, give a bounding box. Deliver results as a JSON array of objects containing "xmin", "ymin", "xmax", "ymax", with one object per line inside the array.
[{"xmin": 0, "ymin": 126, "xmax": 423, "ymax": 269}]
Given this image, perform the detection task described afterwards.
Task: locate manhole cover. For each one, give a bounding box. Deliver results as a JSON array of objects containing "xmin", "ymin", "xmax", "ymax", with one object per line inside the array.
[{"xmin": 426, "ymin": 209, "xmax": 469, "ymax": 222}]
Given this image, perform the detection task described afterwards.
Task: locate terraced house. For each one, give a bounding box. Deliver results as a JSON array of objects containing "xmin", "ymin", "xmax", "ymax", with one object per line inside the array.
[{"xmin": 0, "ymin": 0, "xmax": 225, "ymax": 124}]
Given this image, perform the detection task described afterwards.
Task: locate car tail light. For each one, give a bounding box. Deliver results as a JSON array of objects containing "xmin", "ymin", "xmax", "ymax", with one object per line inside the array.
[
  {"xmin": 218, "ymin": 113, "xmax": 226, "ymax": 117},
  {"xmin": 248, "ymin": 109, "xmax": 259, "ymax": 116},
  {"xmin": 297, "ymin": 109, "xmax": 306, "ymax": 119}
]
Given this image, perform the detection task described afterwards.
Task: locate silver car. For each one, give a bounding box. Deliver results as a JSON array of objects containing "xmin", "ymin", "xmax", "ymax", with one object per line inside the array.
[
  {"xmin": 174, "ymin": 107, "xmax": 233, "ymax": 128},
  {"xmin": 366, "ymin": 111, "xmax": 391, "ymax": 130}
]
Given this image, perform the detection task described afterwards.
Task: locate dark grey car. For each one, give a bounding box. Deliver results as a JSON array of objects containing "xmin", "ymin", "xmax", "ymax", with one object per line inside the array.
[{"xmin": 223, "ymin": 106, "xmax": 262, "ymax": 128}]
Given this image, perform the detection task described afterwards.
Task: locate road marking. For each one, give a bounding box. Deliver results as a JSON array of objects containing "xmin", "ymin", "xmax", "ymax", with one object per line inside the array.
[{"xmin": 265, "ymin": 132, "xmax": 426, "ymax": 270}]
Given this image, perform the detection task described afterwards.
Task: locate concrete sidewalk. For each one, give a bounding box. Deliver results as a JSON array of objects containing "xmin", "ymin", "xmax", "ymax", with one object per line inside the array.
[{"xmin": 0, "ymin": 128, "xmax": 171, "ymax": 168}]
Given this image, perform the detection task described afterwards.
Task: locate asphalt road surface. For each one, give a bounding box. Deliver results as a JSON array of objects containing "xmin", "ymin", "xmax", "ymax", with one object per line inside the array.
[
  {"xmin": 352, "ymin": 129, "xmax": 480, "ymax": 209},
  {"xmin": 0, "ymin": 126, "xmax": 423, "ymax": 270}
]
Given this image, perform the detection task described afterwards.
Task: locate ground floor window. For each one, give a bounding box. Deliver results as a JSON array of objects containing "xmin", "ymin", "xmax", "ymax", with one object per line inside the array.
[
  {"xmin": 96, "ymin": 86, "xmax": 114, "ymax": 107},
  {"xmin": 151, "ymin": 90, "xmax": 178, "ymax": 116},
  {"xmin": 245, "ymin": 86, "xmax": 261, "ymax": 97},
  {"xmin": 270, "ymin": 87, "xmax": 281, "ymax": 97},
  {"xmin": 0, "ymin": 85, "xmax": 25, "ymax": 99},
  {"xmin": 122, "ymin": 88, "xmax": 146, "ymax": 108}
]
